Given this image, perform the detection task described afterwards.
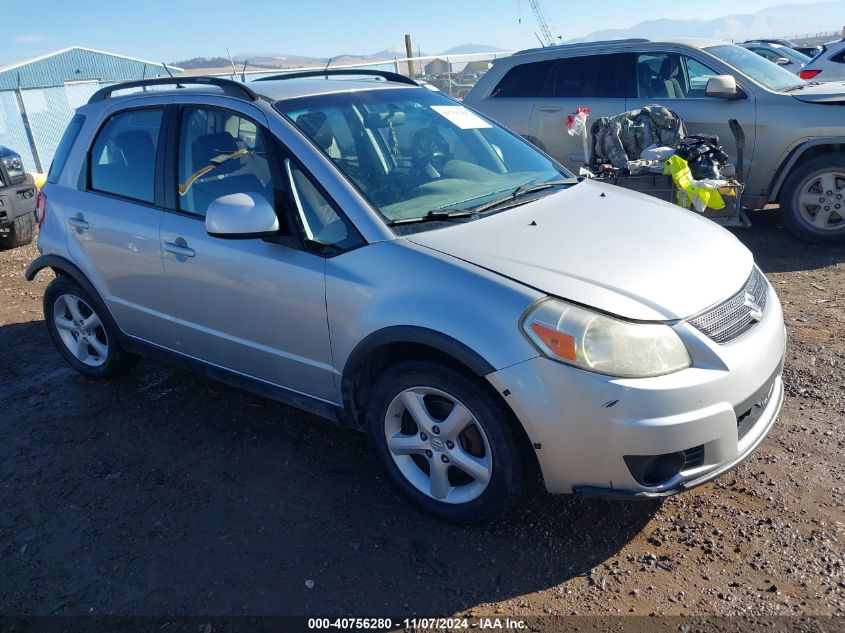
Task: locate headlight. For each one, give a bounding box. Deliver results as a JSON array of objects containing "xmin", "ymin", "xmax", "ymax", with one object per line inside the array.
[
  {"xmin": 522, "ymin": 298, "xmax": 691, "ymax": 378},
  {"xmin": 2, "ymin": 155, "xmax": 24, "ymax": 181}
]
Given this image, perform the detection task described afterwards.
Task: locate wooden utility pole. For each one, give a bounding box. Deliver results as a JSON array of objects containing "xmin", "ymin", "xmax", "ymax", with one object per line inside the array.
[{"xmin": 404, "ymin": 34, "xmax": 415, "ymax": 77}]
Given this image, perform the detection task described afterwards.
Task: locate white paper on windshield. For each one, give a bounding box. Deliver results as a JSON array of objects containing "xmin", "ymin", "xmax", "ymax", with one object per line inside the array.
[{"xmin": 431, "ymin": 105, "xmax": 492, "ymax": 130}]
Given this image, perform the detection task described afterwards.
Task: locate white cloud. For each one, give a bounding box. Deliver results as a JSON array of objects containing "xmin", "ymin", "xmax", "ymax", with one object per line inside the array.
[{"xmin": 14, "ymin": 35, "xmax": 46, "ymax": 43}]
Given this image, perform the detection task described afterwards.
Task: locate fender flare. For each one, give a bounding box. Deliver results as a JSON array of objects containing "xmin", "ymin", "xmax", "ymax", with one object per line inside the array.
[
  {"xmin": 25, "ymin": 254, "xmax": 124, "ymax": 339},
  {"xmin": 341, "ymin": 326, "xmax": 496, "ymax": 385},
  {"xmin": 340, "ymin": 326, "xmax": 497, "ymax": 425},
  {"xmin": 769, "ymin": 137, "xmax": 845, "ymax": 201}
]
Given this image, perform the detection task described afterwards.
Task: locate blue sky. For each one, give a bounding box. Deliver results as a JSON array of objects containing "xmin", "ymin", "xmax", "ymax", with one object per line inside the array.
[{"xmin": 0, "ymin": 0, "xmax": 829, "ymax": 66}]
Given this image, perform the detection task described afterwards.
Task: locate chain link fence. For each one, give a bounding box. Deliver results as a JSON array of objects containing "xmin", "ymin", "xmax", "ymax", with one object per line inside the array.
[{"xmin": 0, "ymin": 51, "xmax": 510, "ymax": 174}]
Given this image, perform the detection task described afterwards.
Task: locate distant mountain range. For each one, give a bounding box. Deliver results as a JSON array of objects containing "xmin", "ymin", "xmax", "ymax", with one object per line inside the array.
[
  {"xmin": 570, "ymin": 1, "xmax": 844, "ymax": 43},
  {"xmin": 172, "ymin": 44, "xmax": 509, "ymax": 71}
]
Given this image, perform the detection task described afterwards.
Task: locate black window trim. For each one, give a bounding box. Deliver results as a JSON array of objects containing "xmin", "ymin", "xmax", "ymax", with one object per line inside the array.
[{"xmin": 85, "ymin": 104, "xmax": 167, "ymax": 209}]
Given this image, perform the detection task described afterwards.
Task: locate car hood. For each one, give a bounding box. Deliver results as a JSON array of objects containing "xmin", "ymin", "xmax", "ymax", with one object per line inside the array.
[
  {"xmin": 407, "ymin": 180, "xmax": 753, "ymax": 321},
  {"xmin": 789, "ymin": 81, "xmax": 845, "ymax": 103}
]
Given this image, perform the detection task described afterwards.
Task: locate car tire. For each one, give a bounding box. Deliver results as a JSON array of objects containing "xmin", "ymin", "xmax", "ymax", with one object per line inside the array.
[
  {"xmin": 44, "ymin": 276, "xmax": 139, "ymax": 378},
  {"xmin": 0, "ymin": 213, "xmax": 35, "ymax": 250},
  {"xmin": 366, "ymin": 361, "xmax": 523, "ymax": 523},
  {"xmin": 780, "ymin": 153, "xmax": 845, "ymax": 244}
]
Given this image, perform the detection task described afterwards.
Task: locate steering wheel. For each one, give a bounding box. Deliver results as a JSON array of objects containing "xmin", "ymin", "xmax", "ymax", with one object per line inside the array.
[{"xmin": 411, "ymin": 128, "xmax": 450, "ymax": 177}]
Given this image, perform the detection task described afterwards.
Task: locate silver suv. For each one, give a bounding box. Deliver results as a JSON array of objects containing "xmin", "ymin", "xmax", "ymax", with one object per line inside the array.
[
  {"xmin": 464, "ymin": 38, "xmax": 845, "ymax": 244},
  {"xmin": 28, "ymin": 72, "xmax": 785, "ymax": 522}
]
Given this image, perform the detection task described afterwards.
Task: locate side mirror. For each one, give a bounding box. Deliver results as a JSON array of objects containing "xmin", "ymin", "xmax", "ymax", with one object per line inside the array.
[
  {"xmin": 775, "ymin": 57, "xmax": 791, "ymax": 66},
  {"xmin": 205, "ymin": 192, "xmax": 279, "ymax": 239},
  {"xmin": 705, "ymin": 75, "xmax": 743, "ymax": 100}
]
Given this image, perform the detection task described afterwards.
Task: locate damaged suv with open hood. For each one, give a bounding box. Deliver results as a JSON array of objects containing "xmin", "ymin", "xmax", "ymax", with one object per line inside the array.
[{"xmin": 29, "ymin": 72, "xmax": 785, "ymax": 522}]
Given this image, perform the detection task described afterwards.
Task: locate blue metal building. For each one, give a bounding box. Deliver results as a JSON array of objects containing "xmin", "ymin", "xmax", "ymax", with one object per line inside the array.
[
  {"xmin": 0, "ymin": 47, "xmax": 181, "ymax": 90},
  {"xmin": 0, "ymin": 48, "xmax": 182, "ymax": 172}
]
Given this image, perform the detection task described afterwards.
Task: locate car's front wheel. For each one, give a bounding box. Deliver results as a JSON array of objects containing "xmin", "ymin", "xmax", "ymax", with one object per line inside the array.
[
  {"xmin": 44, "ymin": 276, "xmax": 138, "ymax": 378},
  {"xmin": 781, "ymin": 153, "xmax": 845, "ymax": 244},
  {"xmin": 367, "ymin": 361, "xmax": 523, "ymax": 523}
]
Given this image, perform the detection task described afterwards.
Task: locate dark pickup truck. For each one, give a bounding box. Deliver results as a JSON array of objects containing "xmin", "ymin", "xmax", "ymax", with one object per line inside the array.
[{"xmin": 0, "ymin": 145, "xmax": 36, "ymax": 249}]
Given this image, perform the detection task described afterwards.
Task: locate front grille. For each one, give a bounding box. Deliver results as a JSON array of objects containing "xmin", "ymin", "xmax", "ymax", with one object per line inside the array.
[{"xmin": 688, "ymin": 267, "xmax": 768, "ymax": 343}]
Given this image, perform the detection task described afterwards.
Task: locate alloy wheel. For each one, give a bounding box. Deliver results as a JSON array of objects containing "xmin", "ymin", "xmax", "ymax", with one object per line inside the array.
[
  {"xmin": 52, "ymin": 294, "xmax": 109, "ymax": 367},
  {"xmin": 797, "ymin": 171, "xmax": 845, "ymax": 231},
  {"xmin": 384, "ymin": 386, "xmax": 492, "ymax": 504}
]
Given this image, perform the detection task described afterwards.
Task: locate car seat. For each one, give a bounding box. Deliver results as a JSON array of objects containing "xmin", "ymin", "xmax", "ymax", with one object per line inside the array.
[
  {"xmin": 187, "ymin": 132, "xmax": 268, "ymax": 215},
  {"xmin": 657, "ymin": 57, "xmax": 686, "ymax": 99}
]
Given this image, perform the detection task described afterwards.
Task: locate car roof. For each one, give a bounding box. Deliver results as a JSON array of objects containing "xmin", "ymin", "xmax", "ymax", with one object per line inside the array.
[{"xmin": 512, "ymin": 37, "xmax": 728, "ymax": 57}]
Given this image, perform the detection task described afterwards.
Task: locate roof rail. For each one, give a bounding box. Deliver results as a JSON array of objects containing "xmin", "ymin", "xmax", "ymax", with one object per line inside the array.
[
  {"xmin": 253, "ymin": 68, "xmax": 418, "ymax": 86},
  {"xmin": 88, "ymin": 76, "xmax": 259, "ymax": 104}
]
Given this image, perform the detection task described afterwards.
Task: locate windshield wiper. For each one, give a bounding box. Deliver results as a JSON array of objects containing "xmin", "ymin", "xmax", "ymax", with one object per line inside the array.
[
  {"xmin": 387, "ymin": 209, "xmax": 478, "ymax": 226},
  {"xmin": 781, "ymin": 83, "xmax": 811, "ymax": 92},
  {"xmin": 468, "ymin": 178, "xmax": 578, "ymax": 215}
]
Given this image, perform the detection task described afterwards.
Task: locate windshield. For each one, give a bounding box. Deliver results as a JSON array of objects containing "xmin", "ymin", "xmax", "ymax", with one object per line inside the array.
[
  {"xmin": 773, "ymin": 44, "xmax": 811, "ymax": 64},
  {"xmin": 705, "ymin": 44, "xmax": 805, "ymax": 91},
  {"xmin": 275, "ymin": 88, "xmax": 567, "ymax": 225}
]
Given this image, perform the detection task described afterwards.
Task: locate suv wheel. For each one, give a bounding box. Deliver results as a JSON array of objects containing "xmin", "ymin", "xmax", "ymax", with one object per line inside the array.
[
  {"xmin": 0, "ymin": 213, "xmax": 35, "ymax": 250},
  {"xmin": 781, "ymin": 153, "xmax": 845, "ymax": 244},
  {"xmin": 366, "ymin": 361, "xmax": 523, "ymax": 523},
  {"xmin": 44, "ymin": 276, "xmax": 138, "ymax": 378}
]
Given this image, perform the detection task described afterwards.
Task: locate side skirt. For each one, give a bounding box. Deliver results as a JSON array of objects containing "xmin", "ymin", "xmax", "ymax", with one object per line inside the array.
[{"xmin": 121, "ymin": 336, "xmax": 345, "ymax": 425}]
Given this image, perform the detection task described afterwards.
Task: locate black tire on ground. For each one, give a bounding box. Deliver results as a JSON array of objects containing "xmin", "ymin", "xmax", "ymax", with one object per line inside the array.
[
  {"xmin": 0, "ymin": 213, "xmax": 35, "ymax": 250},
  {"xmin": 43, "ymin": 276, "xmax": 139, "ymax": 379},
  {"xmin": 780, "ymin": 153, "xmax": 845, "ymax": 244},
  {"xmin": 366, "ymin": 361, "xmax": 523, "ymax": 523}
]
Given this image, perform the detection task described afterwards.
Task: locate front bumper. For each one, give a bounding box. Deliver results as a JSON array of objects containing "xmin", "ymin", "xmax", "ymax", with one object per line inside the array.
[
  {"xmin": 0, "ymin": 182, "xmax": 37, "ymax": 228},
  {"xmin": 486, "ymin": 280, "xmax": 786, "ymax": 496}
]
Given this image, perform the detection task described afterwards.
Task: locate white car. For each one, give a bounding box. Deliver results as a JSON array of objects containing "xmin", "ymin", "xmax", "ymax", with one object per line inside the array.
[
  {"xmin": 741, "ymin": 42, "xmax": 811, "ymax": 76},
  {"xmin": 799, "ymin": 39, "xmax": 845, "ymax": 82}
]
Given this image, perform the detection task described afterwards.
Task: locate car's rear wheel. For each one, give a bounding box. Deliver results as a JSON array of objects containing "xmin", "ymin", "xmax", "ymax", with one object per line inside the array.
[
  {"xmin": 366, "ymin": 361, "xmax": 523, "ymax": 523},
  {"xmin": 781, "ymin": 153, "xmax": 845, "ymax": 244},
  {"xmin": 0, "ymin": 213, "xmax": 35, "ymax": 250},
  {"xmin": 44, "ymin": 276, "xmax": 138, "ymax": 378}
]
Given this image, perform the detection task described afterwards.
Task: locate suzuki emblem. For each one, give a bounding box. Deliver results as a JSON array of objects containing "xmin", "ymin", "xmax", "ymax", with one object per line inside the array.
[{"xmin": 744, "ymin": 291, "xmax": 763, "ymax": 322}]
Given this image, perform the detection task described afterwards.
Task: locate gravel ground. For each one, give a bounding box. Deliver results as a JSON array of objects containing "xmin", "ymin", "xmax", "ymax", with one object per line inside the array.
[{"xmin": 0, "ymin": 209, "xmax": 843, "ymax": 619}]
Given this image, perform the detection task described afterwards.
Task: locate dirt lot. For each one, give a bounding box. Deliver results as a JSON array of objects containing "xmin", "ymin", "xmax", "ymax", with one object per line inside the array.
[{"xmin": 0, "ymin": 209, "xmax": 843, "ymax": 620}]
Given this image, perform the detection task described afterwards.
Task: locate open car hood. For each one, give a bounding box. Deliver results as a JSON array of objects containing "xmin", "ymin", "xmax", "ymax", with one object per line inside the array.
[
  {"xmin": 408, "ymin": 180, "xmax": 753, "ymax": 322},
  {"xmin": 790, "ymin": 81, "xmax": 845, "ymax": 104}
]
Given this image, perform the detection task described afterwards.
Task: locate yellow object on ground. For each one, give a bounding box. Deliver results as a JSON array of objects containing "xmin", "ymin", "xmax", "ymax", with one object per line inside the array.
[
  {"xmin": 663, "ymin": 155, "xmax": 725, "ymax": 212},
  {"xmin": 27, "ymin": 172, "xmax": 47, "ymax": 191}
]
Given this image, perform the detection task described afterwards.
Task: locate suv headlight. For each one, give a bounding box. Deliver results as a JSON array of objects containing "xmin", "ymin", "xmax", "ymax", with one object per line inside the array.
[
  {"xmin": 522, "ymin": 298, "xmax": 691, "ymax": 378},
  {"xmin": 2, "ymin": 154, "xmax": 25, "ymax": 183}
]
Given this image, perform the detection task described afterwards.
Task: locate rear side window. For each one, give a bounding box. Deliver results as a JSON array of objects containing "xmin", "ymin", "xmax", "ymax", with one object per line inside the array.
[
  {"xmin": 89, "ymin": 109, "xmax": 163, "ymax": 204},
  {"xmin": 830, "ymin": 49, "xmax": 845, "ymax": 63},
  {"xmin": 48, "ymin": 113, "xmax": 85, "ymax": 184},
  {"xmin": 491, "ymin": 60, "xmax": 554, "ymax": 98},
  {"xmin": 551, "ymin": 54, "xmax": 634, "ymax": 98}
]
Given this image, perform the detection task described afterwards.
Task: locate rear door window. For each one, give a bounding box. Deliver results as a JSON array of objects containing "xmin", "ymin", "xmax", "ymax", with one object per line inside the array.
[
  {"xmin": 550, "ymin": 53, "xmax": 635, "ymax": 98},
  {"xmin": 89, "ymin": 109, "xmax": 163, "ymax": 203},
  {"xmin": 490, "ymin": 60, "xmax": 555, "ymax": 98}
]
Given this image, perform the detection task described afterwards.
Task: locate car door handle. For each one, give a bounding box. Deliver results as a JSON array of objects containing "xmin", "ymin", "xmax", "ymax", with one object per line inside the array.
[
  {"xmin": 163, "ymin": 242, "xmax": 196, "ymax": 258},
  {"xmin": 539, "ymin": 106, "xmax": 561, "ymax": 113},
  {"xmin": 67, "ymin": 216, "xmax": 89, "ymax": 230}
]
